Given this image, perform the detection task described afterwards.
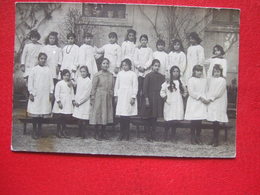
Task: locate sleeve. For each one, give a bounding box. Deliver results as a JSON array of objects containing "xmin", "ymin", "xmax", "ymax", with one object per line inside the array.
[
  {"xmin": 132, "ymin": 72, "xmax": 138, "ymax": 98},
  {"xmin": 78, "ymin": 46, "xmax": 86, "ymax": 67},
  {"xmin": 197, "ymin": 46, "xmax": 205, "ymax": 65},
  {"xmin": 79, "ymin": 80, "xmax": 92, "ymax": 105},
  {"xmin": 144, "ymin": 48, "xmax": 153, "ymax": 70},
  {"xmin": 179, "ymin": 52, "xmax": 187, "ymax": 76},
  {"xmin": 143, "ymin": 74, "xmax": 150, "ymax": 98},
  {"xmin": 27, "ymin": 68, "xmax": 36, "ymax": 96},
  {"xmin": 73, "ymin": 46, "xmax": 79, "ymax": 71},
  {"xmin": 116, "ymin": 45, "xmax": 122, "ymax": 68},
  {"xmin": 71, "ymin": 86, "xmax": 75, "ymax": 101},
  {"xmin": 222, "ymin": 59, "xmax": 227, "ymax": 78},
  {"xmin": 114, "ymin": 73, "xmax": 120, "ymax": 96},
  {"xmin": 58, "ymin": 48, "xmax": 62, "ymax": 66},
  {"xmin": 49, "ymin": 70, "xmax": 54, "ymax": 93},
  {"xmin": 208, "ymin": 79, "xmax": 226, "ymax": 101},
  {"xmin": 133, "ymin": 48, "xmax": 140, "ymax": 68},
  {"xmin": 187, "ymin": 79, "xmax": 202, "ymax": 100},
  {"xmin": 21, "ymin": 44, "xmax": 28, "ymax": 65},
  {"xmin": 121, "ymin": 42, "xmax": 126, "ymax": 60},
  {"xmin": 54, "ymin": 82, "xmax": 61, "ymax": 102},
  {"xmin": 167, "ymin": 54, "xmax": 171, "ymax": 73},
  {"xmin": 160, "ymin": 83, "xmax": 167, "ymax": 98},
  {"xmin": 90, "ymin": 74, "xmax": 98, "ymax": 99}
]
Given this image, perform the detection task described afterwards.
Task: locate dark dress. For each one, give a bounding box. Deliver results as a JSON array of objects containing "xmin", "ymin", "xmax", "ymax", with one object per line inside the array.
[{"xmin": 141, "ymin": 71, "xmax": 165, "ymax": 119}]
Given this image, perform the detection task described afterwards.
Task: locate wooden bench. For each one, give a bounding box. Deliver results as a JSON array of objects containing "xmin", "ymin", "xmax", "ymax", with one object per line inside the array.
[{"xmin": 19, "ymin": 116, "xmax": 232, "ymax": 141}]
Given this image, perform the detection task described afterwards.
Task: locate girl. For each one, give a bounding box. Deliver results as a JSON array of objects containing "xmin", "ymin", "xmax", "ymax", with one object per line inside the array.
[
  {"xmin": 207, "ymin": 64, "xmax": 228, "ymax": 147},
  {"xmin": 184, "ymin": 65, "xmax": 208, "ymax": 144},
  {"xmin": 78, "ymin": 32, "xmax": 98, "ymax": 79},
  {"xmin": 97, "ymin": 32, "xmax": 122, "ymax": 76},
  {"xmin": 20, "ymin": 30, "xmax": 42, "ymax": 81},
  {"xmin": 60, "ymin": 33, "xmax": 79, "ymax": 80},
  {"xmin": 153, "ymin": 39, "xmax": 168, "ymax": 76},
  {"xmin": 168, "ymin": 39, "xmax": 186, "ymax": 79},
  {"xmin": 134, "ymin": 34, "xmax": 153, "ymax": 113},
  {"xmin": 72, "ymin": 66, "xmax": 92, "ymax": 139},
  {"xmin": 89, "ymin": 58, "xmax": 114, "ymax": 140},
  {"xmin": 52, "ymin": 69, "xmax": 75, "ymax": 138},
  {"xmin": 114, "ymin": 59, "xmax": 138, "ymax": 140},
  {"xmin": 142, "ymin": 59, "xmax": 165, "ymax": 141},
  {"xmin": 160, "ymin": 66, "xmax": 187, "ymax": 142},
  {"xmin": 185, "ymin": 32, "xmax": 205, "ymax": 84},
  {"xmin": 27, "ymin": 53, "xmax": 54, "ymax": 139},
  {"xmin": 40, "ymin": 31, "xmax": 62, "ymax": 84},
  {"xmin": 206, "ymin": 45, "xmax": 227, "ymax": 78},
  {"xmin": 121, "ymin": 29, "xmax": 137, "ymax": 70}
]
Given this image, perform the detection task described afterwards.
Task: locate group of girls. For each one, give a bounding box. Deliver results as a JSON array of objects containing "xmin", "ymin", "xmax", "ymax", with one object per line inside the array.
[{"xmin": 22, "ymin": 29, "xmax": 228, "ymax": 147}]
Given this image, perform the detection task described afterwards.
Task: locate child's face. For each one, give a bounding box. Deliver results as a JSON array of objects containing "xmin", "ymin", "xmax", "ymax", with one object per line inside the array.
[
  {"xmin": 67, "ymin": 37, "xmax": 75, "ymax": 45},
  {"xmin": 189, "ymin": 37, "xmax": 197, "ymax": 45},
  {"xmin": 152, "ymin": 62, "xmax": 160, "ymax": 72},
  {"xmin": 173, "ymin": 42, "xmax": 181, "ymax": 51},
  {"xmin": 122, "ymin": 62, "xmax": 130, "ymax": 71},
  {"xmin": 84, "ymin": 37, "xmax": 92, "ymax": 45},
  {"xmin": 31, "ymin": 37, "xmax": 38, "ymax": 43},
  {"xmin": 157, "ymin": 44, "xmax": 165, "ymax": 51},
  {"xmin": 213, "ymin": 69, "xmax": 221, "ymax": 78},
  {"xmin": 38, "ymin": 55, "xmax": 47, "ymax": 66},
  {"xmin": 48, "ymin": 35, "xmax": 56, "ymax": 45},
  {"xmin": 140, "ymin": 37, "xmax": 148, "ymax": 47},
  {"xmin": 195, "ymin": 70, "xmax": 203, "ymax": 78},
  {"xmin": 109, "ymin": 36, "xmax": 117, "ymax": 44},
  {"xmin": 101, "ymin": 60, "xmax": 109, "ymax": 71},
  {"xmin": 171, "ymin": 68, "xmax": 180, "ymax": 79},
  {"xmin": 63, "ymin": 73, "xmax": 70, "ymax": 81},
  {"xmin": 214, "ymin": 48, "xmax": 221, "ymax": 56},
  {"xmin": 80, "ymin": 68, "xmax": 88, "ymax": 78},
  {"xmin": 128, "ymin": 33, "xmax": 135, "ymax": 42}
]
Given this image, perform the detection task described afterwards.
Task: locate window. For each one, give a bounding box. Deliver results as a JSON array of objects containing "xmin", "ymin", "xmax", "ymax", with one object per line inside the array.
[{"xmin": 212, "ymin": 9, "xmax": 240, "ymax": 26}]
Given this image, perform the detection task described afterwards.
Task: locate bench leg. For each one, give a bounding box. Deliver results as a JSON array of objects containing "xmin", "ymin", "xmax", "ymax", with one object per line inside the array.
[
  {"xmin": 224, "ymin": 124, "xmax": 228, "ymax": 142},
  {"xmin": 23, "ymin": 123, "xmax": 27, "ymax": 135}
]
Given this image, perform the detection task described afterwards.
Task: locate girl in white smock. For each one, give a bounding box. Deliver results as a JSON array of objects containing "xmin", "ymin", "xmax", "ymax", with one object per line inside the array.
[{"xmin": 153, "ymin": 39, "xmax": 168, "ymax": 76}]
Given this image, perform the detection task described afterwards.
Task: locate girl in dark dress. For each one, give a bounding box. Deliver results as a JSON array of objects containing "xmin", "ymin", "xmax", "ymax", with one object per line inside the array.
[{"xmin": 141, "ymin": 59, "xmax": 165, "ymax": 141}]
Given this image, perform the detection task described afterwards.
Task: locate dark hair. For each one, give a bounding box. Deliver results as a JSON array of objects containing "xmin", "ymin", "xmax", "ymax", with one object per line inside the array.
[
  {"xmin": 29, "ymin": 30, "xmax": 41, "ymax": 40},
  {"xmin": 188, "ymin": 32, "xmax": 202, "ymax": 44},
  {"xmin": 139, "ymin": 34, "xmax": 148, "ymax": 42},
  {"xmin": 45, "ymin": 31, "xmax": 59, "ymax": 46},
  {"xmin": 151, "ymin": 59, "xmax": 160, "ymax": 67},
  {"xmin": 108, "ymin": 32, "xmax": 118, "ymax": 39},
  {"xmin": 101, "ymin": 58, "xmax": 110, "ymax": 65},
  {"xmin": 79, "ymin": 66, "xmax": 91, "ymax": 78},
  {"xmin": 156, "ymin": 39, "xmax": 165, "ymax": 47},
  {"xmin": 168, "ymin": 66, "xmax": 184, "ymax": 94},
  {"xmin": 170, "ymin": 39, "xmax": 184, "ymax": 52},
  {"xmin": 213, "ymin": 44, "xmax": 225, "ymax": 56},
  {"xmin": 192, "ymin": 65, "xmax": 203, "ymax": 77},
  {"xmin": 83, "ymin": 32, "xmax": 93, "ymax": 38},
  {"xmin": 38, "ymin": 52, "xmax": 47, "ymax": 60},
  {"xmin": 121, "ymin": 58, "xmax": 132, "ymax": 70},
  {"xmin": 67, "ymin": 32, "xmax": 76, "ymax": 39},
  {"xmin": 125, "ymin": 29, "xmax": 136, "ymax": 44},
  {"xmin": 212, "ymin": 64, "xmax": 223, "ymax": 77},
  {"xmin": 61, "ymin": 69, "xmax": 71, "ymax": 79}
]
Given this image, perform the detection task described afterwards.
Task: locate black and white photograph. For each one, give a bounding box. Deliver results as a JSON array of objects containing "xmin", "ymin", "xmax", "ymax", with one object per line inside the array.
[{"xmin": 12, "ymin": 2, "xmax": 239, "ymax": 158}]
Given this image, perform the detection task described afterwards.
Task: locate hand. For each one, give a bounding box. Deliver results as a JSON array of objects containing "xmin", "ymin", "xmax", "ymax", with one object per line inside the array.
[
  {"xmin": 130, "ymin": 98, "xmax": 135, "ymax": 105},
  {"xmin": 58, "ymin": 101, "xmax": 63, "ymax": 109},
  {"xmin": 75, "ymin": 102, "xmax": 80, "ymax": 107},
  {"xmin": 90, "ymin": 98, "xmax": 94, "ymax": 106},
  {"xmin": 49, "ymin": 93, "xmax": 54, "ymax": 102},
  {"xmin": 200, "ymin": 97, "xmax": 209, "ymax": 104},
  {"xmin": 29, "ymin": 94, "xmax": 34, "ymax": 102},
  {"xmin": 20, "ymin": 64, "xmax": 25, "ymax": 73},
  {"xmin": 114, "ymin": 96, "xmax": 118, "ymax": 105},
  {"xmin": 138, "ymin": 67, "xmax": 145, "ymax": 73},
  {"xmin": 72, "ymin": 100, "xmax": 77, "ymax": 107},
  {"xmin": 67, "ymin": 80, "xmax": 73, "ymax": 88},
  {"xmin": 145, "ymin": 98, "xmax": 150, "ymax": 107},
  {"xmin": 114, "ymin": 67, "xmax": 120, "ymax": 74},
  {"xmin": 162, "ymin": 96, "xmax": 167, "ymax": 102}
]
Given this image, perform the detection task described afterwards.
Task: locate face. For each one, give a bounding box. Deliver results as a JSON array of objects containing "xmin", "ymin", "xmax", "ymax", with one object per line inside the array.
[
  {"xmin": 67, "ymin": 36, "xmax": 75, "ymax": 45},
  {"xmin": 189, "ymin": 37, "xmax": 197, "ymax": 45},
  {"xmin": 31, "ymin": 37, "xmax": 38, "ymax": 43},
  {"xmin": 63, "ymin": 72, "xmax": 70, "ymax": 81},
  {"xmin": 101, "ymin": 60, "xmax": 109, "ymax": 71},
  {"xmin": 109, "ymin": 36, "xmax": 117, "ymax": 44},
  {"xmin": 80, "ymin": 68, "xmax": 88, "ymax": 78},
  {"xmin": 38, "ymin": 55, "xmax": 47, "ymax": 66},
  {"xmin": 213, "ymin": 69, "xmax": 221, "ymax": 78},
  {"xmin": 140, "ymin": 37, "xmax": 148, "ymax": 47},
  {"xmin": 195, "ymin": 70, "xmax": 203, "ymax": 78},
  {"xmin": 171, "ymin": 68, "xmax": 180, "ymax": 79},
  {"xmin": 157, "ymin": 44, "xmax": 165, "ymax": 51},
  {"xmin": 84, "ymin": 37, "xmax": 92, "ymax": 45},
  {"xmin": 128, "ymin": 33, "xmax": 135, "ymax": 42},
  {"xmin": 152, "ymin": 62, "xmax": 160, "ymax": 72},
  {"xmin": 173, "ymin": 42, "xmax": 181, "ymax": 51},
  {"xmin": 48, "ymin": 35, "xmax": 56, "ymax": 45},
  {"xmin": 214, "ymin": 47, "xmax": 222, "ymax": 56},
  {"xmin": 122, "ymin": 62, "xmax": 130, "ymax": 71}
]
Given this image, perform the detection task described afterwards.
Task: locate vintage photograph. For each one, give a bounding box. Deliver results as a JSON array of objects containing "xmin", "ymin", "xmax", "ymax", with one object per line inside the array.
[{"xmin": 12, "ymin": 2, "xmax": 239, "ymax": 158}]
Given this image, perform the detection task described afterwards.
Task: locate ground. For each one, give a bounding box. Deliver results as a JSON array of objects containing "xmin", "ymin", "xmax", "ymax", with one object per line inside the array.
[{"xmin": 12, "ymin": 106, "xmax": 236, "ymax": 158}]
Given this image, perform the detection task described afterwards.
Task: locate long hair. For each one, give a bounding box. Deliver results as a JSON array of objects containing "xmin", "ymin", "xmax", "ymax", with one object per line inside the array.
[
  {"xmin": 169, "ymin": 39, "xmax": 184, "ymax": 52},
  {"xmin": 45, "ymin": 31, "xmax": 59, "ymax": 46},
  {"xmin": 121, "ymin": 58, "xmax": 132, "ymax": 70},
  {"xmin": 213, "ymin": 44, "xmax": 225, "ymax": 56},
  {"xmin": 79, "ymin": 66, "xmax": 91, "ymax": 78},
  {"xmin": 168, "ymin": 66, "xmax": 184, "ymax": 94},
  {"xmin": 212, "ymin": 64, "xmax": 223, "ymax": 77},
  {"xmin": 125, "ymin": 29, "xmax": 136, "ymax": 44}
]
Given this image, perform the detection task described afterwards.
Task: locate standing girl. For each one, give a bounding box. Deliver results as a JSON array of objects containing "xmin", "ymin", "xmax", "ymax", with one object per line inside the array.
[
  {"xmin": 114, "ymin": 59, "xmax": 138, "ymax": 140},
  {"xmin": 27, "ymin": 53, "xmax": 54, "ymax": 139},
  {"xmin": 121, "ymin": 29, "xmax": 137, "ymax": 70},
  {"xmin": 168, "ymin": 39, "xmax": 186, "ymax": 79},
  {"xmin": 134, "ymin": 34, "xmax": 153, "ymax": 112},
  {"xmin": 89, "ymin": 58, "xmax": 114, "ymax": 140},
  {"xmin": 78, "ymin": 32, "xmax": 98, "ymax": 79},
  {"xmin": 20, "ymin": 30, "xmax": 42, "ymax": 82},
  {"xmin": 72, "ymin": 66, "xmax": 92, "ymax": 139},
  {"xmin": 185, "ymin": 32, "xmax": 205, "ymax": 84},
  {"xmin": 184, "ymin": 65, "xmax": 208, "ymax": 144},
  {"xmin": 207, "ymin": 64, "xmax": 228, "ymax": 147},
  {"xmin": 160, "ymin": 66, "xmax": 187, "ymax": 142},
  {"xmin": 206, "ymin": 45, "xmax": 227, "ymax": 78},
  {"xmin": 142, "ymin": 59, "xmax": 165, "ymax": 141},
  {"xmin": 60, "ymin": 33, "xmax": 79, "ymax": 80},
  {"xmin": 153, "ymin": 39, "xmax": 168, "ymax": 76},
  {"xmin": 52, "ymin": 69, "xmax": 75, "ymax": 138},
  {"xmin": 41, "ymin": 31, "xmax": 62, "ymax": 85}
]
